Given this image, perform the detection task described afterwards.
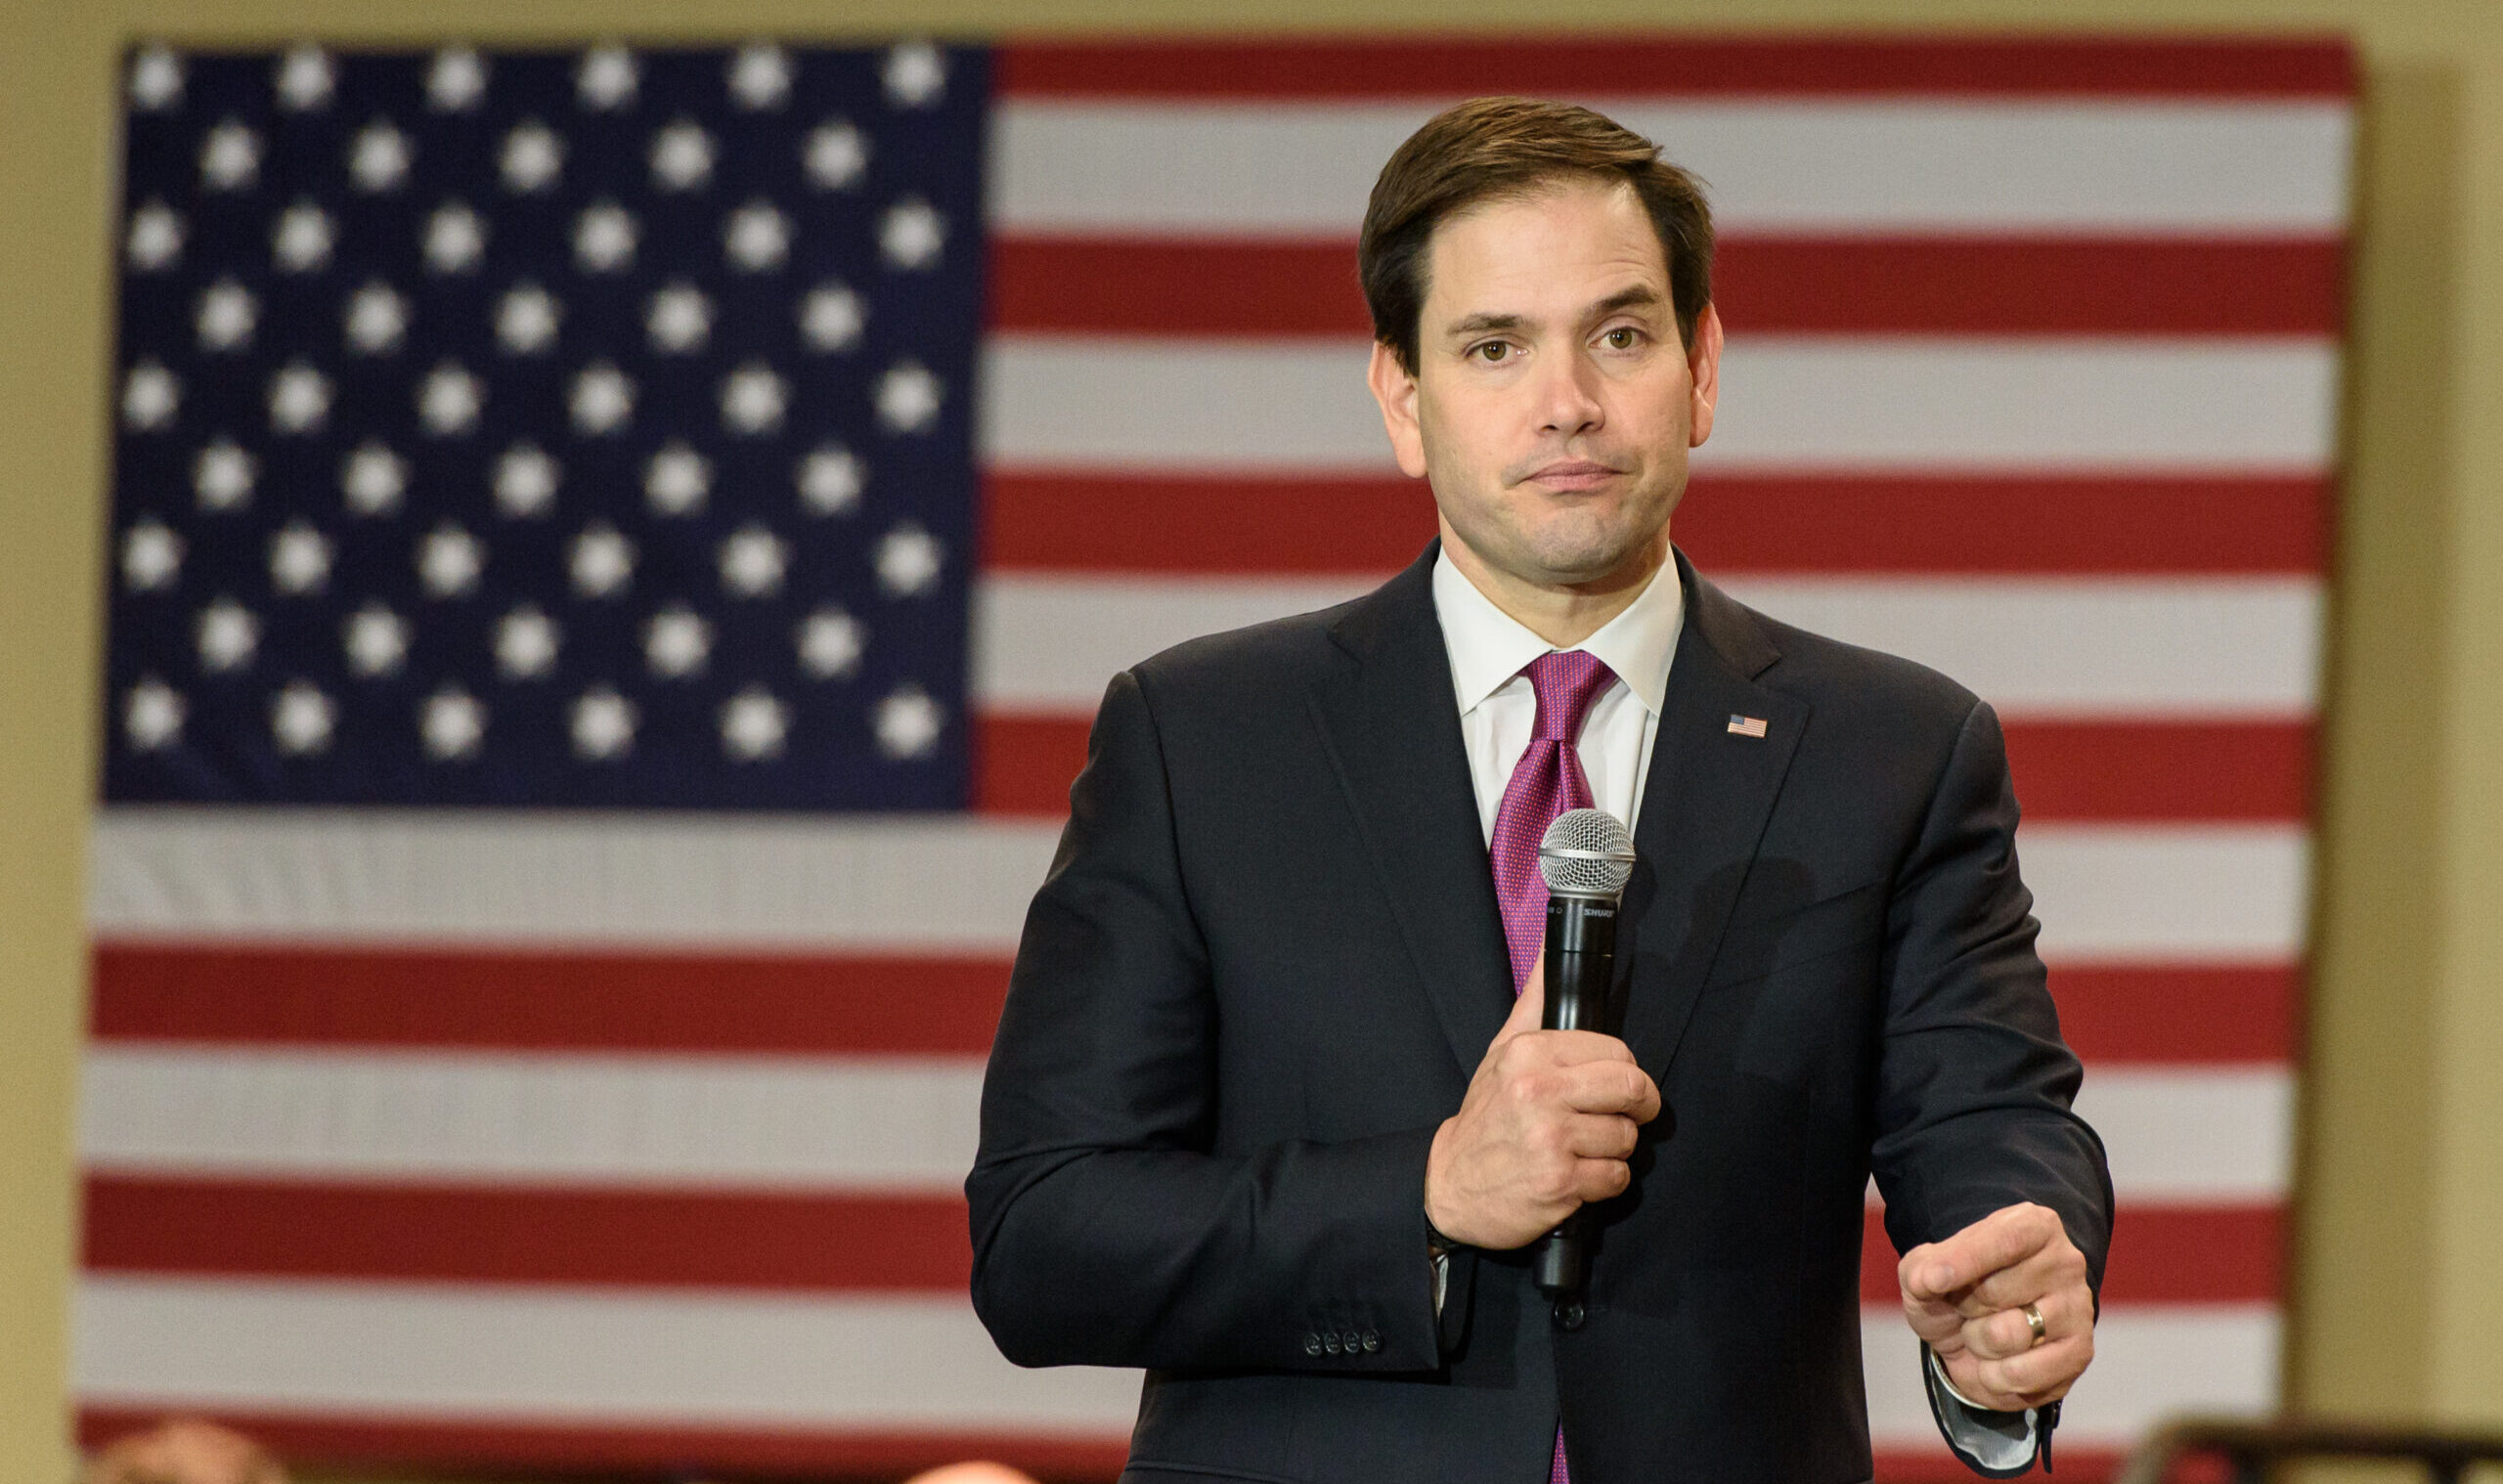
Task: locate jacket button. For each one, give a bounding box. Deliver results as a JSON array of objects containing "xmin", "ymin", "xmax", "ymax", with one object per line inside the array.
[
  {"xmin": 1360, "ymin": 1330, "xmax": 1381, "ymax": 1353},
  {"xmin": 1342, "ymin": 1330, "xmax": 1364, "ymax": 1353},
  {"xmin": 1323, "ymin": 1332, "xmax": 1342, "ymax": 1354},
  {"xmin": 1301, "ymin": 1332, "xmax": 1322, "ymax": 1357}
]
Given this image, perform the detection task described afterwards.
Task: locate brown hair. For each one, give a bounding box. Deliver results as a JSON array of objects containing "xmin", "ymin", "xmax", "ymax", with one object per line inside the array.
[{"xmin": 1359, "ymin": 96, "xmax": 1714, "ymax": 375}]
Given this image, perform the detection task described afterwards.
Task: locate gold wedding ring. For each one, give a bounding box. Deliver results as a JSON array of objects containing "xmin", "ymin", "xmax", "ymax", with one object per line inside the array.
[{"xmin": 2021, "ymin": 1300, "xmax": 2048, "ymax": 1348}]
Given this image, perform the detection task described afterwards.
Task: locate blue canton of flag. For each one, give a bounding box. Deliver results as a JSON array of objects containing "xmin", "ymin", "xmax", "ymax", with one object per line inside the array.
[{"xmin": 103, "ymin": 41, "xmax": 987, "ymax": 809}]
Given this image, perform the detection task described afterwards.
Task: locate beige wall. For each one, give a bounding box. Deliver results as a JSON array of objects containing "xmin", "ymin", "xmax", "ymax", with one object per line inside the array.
[{"xmin": 7, "ymin": 0, "xmax": 2503, "ymax": 1477}]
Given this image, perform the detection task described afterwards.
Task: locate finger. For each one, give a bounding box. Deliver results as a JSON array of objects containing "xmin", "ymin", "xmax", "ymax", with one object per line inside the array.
[
  {"xmin": 1559, "ymin": 1060, "xmax": 1660, "ymax": 1119},
  {"xmin": 1965, "ymin": 1237, "xmax": 2089, "ymax": 1316},
  {"xmin": 1543, "ymin": 1027, "xmax": 1641, "ymax": 1066},
  {"xmin": 1495, "ymin": 969, "xmax": 1546, "ymax": 1043},
  {"xmin": 1563, "ymin": 1112, "xmax": 1640, "ymax": 1160},
  {"xmin": 1960, "ymin": 1287, "xmax": 2086, "ymax": 1362},
  {"xmin": 1903, "ymin": 1203, "xmax": 2061, "ymax": 1300},
  {"xmin": 1571, "ymin": 1155, "xmax": 1633, "ymax": 1202},
  {"xmin": 1967, "ymin": 1331, "xmax": 2092, "ymax": 1407}
]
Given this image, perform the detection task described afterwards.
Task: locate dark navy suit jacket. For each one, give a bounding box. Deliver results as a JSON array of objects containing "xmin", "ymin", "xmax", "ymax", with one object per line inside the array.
[{"xmin": 968, "ymin": 546, "xmax": 2113, "ymax": 1484}]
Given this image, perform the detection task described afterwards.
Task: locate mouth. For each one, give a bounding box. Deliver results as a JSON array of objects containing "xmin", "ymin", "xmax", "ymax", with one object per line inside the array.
[{"xmin": 1518, "ymin": 458, "xmax": 1623, "ymax": 493}]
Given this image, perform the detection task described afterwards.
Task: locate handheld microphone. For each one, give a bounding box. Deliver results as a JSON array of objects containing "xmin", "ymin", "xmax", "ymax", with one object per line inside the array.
[{"xmin": 1531, "ymin": 807, "xmax": 1637, "ymax": 1325}]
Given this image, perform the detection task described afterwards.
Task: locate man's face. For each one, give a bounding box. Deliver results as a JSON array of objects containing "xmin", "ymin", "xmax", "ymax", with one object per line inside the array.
[{"xmin": 1368, "ymin": 176, "xmax": 1722, "ymax": 596}]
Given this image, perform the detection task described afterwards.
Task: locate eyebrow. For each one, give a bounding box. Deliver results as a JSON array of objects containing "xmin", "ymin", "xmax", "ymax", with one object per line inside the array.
[{"xmin": 1439, "ymin": 284, "xmax": 1667, "ymax": 340}]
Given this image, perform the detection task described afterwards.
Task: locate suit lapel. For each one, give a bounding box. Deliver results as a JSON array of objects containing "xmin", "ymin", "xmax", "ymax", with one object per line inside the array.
[
  {"xmin": 1306, "ymin": 547, "xmax": 1516, "ymax": 1076},
  {"xmin": 1616, "ymin": 551, "xmax": 1812, "ymax": 1082}
]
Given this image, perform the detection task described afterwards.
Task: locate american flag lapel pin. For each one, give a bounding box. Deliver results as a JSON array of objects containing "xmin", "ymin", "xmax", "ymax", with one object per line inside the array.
[{"xmin": 1727, "ymin": 715, "xmax": 1770, "ymax": 739}]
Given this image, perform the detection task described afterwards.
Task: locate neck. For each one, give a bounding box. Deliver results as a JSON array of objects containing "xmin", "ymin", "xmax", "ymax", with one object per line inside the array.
[{"xmin": 1438, "ymin": 521, "xmax": 1671, "ymax": 648}]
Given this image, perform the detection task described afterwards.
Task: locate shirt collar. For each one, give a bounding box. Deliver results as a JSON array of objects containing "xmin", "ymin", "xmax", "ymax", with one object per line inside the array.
[{"xmin": 1431, "ymin": 545, "xmax": 1685, "ymax": 719}]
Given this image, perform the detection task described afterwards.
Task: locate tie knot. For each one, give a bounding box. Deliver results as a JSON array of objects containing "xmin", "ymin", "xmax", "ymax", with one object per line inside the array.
[{"xmin": 1524, "ymin": 649, "xmax": 1617, "ymax": 742}]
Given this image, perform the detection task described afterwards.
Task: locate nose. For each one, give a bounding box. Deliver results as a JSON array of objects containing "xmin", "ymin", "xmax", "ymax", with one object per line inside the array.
[{"xmin": 1533, "ymin": 346, "xmax": 1606, "ymax": 438}]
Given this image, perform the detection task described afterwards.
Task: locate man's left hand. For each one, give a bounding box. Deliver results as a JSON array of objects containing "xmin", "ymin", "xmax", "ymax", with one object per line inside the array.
[{"xmin": 1899, "ymin": 1201, "xmax": 2095, "ymax": 1413}]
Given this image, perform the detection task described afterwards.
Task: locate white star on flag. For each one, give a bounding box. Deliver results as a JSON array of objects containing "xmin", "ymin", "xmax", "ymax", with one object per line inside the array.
[
  {"xmin": 570, "ymin": 364, "xmax": 634, "ymax": 434},
  {"xmin": 801, "ymin": 284, "xmax": 864, "ymax": 351},
  {"xmin": 345, "ymin": 282, "xmax": 410, "ymax": 354},
  {"xmin": 194, "ymin": 440, "xmax": 256, "ymax": 510},
  {"xmin": 719, "ymin": 525, "xmax": 788, "ymax": 596},
  {"xmin": 644, "ymin": 605, "xmax": 712, "ymax": 677},
  {"xmin": 805, "ymin": 120, "xmax": 868, "ymax": 190},
  {"xmin": 123, "ymin": 677, "xmax": 186, "ymax": 750},
  {"xmin": 196, "ymin": 280, "xmax": 256, "ymax": 351},
  {"xmin": 269, "ymin": 521, "xmax": 332, "ymax": 594},
  {"xmin": 874, "ymin": 360, "xmax": 943, "ymax": 433},
  {"xmin": 271, "ymin": 680, "xmax": 336, "ymax": 755},
  {"xmin": 570, "ymin": 686, "xmax": 636, "ymax": 759},
  {"xmin": 574, "ymin": 202, "xmax": 637, "ymax": 273},
  {"xmin": 425, "ymin": 203, "xmax": 488, "ymax": 274},
  {"xmin": 798, "ymin": 606, "xmax": 864, "ymax": 678},
  {"xmin": 496, "ymin": 606, "xmax": 559, "ymax": 677},
  {"xmin": 121, "ymin": 522, "xmax": 183, "ymax": 591},
  {"xmin": 349, "ymin": 121, "xmax": 413, "ymax": 193},
  {"xmin": 879, "ymin": 197, "xmax": 945, "ymax": 270},
  {"xmin": 425, "ymin": 48, "xmax": 486, "ymax": 111},
  {"xmin": 645, "ymin": 443, "xmax": 710, "ymax": 515},
  {"xmin": 875, "ymin": 521, "xmax": 944, "ymax": 596},
  {"xmin": 799, "ymin": 444, "xmax": 864, "ymax": 515},
  {"xmin": 128, "ymin": 47, "xmax": 184, "ymax": 111},
  {"xmin": 729, "ymin": 45, "xmax": 792, "ymax": 109},
  {"xmin": 276, "ymin": 47, "xmax": 336, "ymax": 111},
  {"xmin": 196, "ymin": 598, "xmax": 259, "ymax": 672},
  {"xmin": 495, "ymin": 445, "xmax": 560, "ymax": 517},
  {"xmin": 501, "ymin": 122, "xmax": 564, "ymax": 194},
  {"xmin": 577, "ymin": 46, "xmax": 637, "ymax": 110},
  {"xmin": 874, "ymin": 683, "xmax": 943, "ymax": 759},
  {"xmin": 650, "ymin": 120, "xmax": 716, "ymax": 192},
  {"xmin": 343, "ymin": 604, "xmax": 410, "ymax": 677},
  {"xmin": 882, "ymin": 40, "xmax": 946, "ymax": 107},
  {"xmin": 721, "ymin": 686, "xmax": 790, "ymax": 761},
  {"xmin": 568, "ymin": 524, "xmax": 634, "ymax": 597},
  {"xmin": 273, "ymin": 202, "xmax": 335, "ymax": 272},
  {"xmin": 422, "ymin": 688, "xmax": 487, "ymax": 760},
  {"xmin": 722, "ymin": 363, "xmax": 787, "ymax": 434},
  {"xmin": 645, "ymin": 283, "xmax": 711, "ymax": 353},
  {"xmin": 269, "ymin": 362, "xmax": 332, "ymax": 433},
  {"xmin": 725, "ymin": 201, "xmax": 791, "ymax": 271},
  {"xmin": 121, "ymin": 361, "xmax": 179, "ymax": 430},
  {"xmin": 419, "ymin": 364, "xmax": 484, "ymax": 435},
  {"xmin": 340, "ymin": 443, "xmax": 408, "ymax": 515},
  {"xmin": 126, "ymin": 203, "xmax": 183, "ymax": 271},
  {"xmin": 418, "ymin": 524, "xmax": 483, "ymax": 596},
  {"xmin": 200, "ymin": 120, "xmax": 261, "ymax": 192},
  {"xmin": 496, "ymin": 284, "xmax": 561, "ymax": 354}
]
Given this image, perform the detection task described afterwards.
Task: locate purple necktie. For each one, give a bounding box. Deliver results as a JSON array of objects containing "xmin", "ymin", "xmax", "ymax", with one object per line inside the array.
[{"xmin": 1485, "ymin": 649, "xmax": 1617, "ymax": 1484}]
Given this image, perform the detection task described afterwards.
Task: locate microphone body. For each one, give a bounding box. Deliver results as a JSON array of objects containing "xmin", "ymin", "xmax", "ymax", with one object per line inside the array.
[
  {"xmin": 1527, "ymin": 808, "xmax": 1638, "ymax": 1322},
  {"xmin": 1531, "ymin": 892, "xmax": 1619, "ymax": 1304}
]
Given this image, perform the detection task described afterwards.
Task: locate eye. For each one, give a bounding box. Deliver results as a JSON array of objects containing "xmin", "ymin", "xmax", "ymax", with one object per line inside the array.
[
  {"xmin": 1602, "ymin": 327, "xmax": 1642, "ymax": 350},
  {"xmin": 1471, "ymin": 341, "xmax": 1514, "ymax": 364}
]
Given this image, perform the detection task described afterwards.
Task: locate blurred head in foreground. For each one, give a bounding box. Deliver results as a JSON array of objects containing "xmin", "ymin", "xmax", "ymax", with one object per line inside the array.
[
  {"xmin": 82, "ymin": 1419, "xmax": 288, "ymax": 1484},
  {"xmin": 902, "ymin": 1464, "xmax": 1041, "ymax": 1484}
]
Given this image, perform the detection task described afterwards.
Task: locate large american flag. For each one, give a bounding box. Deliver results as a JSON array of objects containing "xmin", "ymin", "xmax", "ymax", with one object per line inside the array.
[{"xmin": 80, "ymin": 35, "xmax": 2348, "ymax": 1480}]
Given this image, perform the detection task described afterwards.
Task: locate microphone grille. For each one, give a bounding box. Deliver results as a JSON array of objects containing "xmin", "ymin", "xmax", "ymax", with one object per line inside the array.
[{"xmin": 1537, "ymin": 807, "xmax": 1636, "ymax": 898}]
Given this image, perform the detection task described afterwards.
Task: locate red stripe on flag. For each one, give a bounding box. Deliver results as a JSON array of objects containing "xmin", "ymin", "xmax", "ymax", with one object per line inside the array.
[
  {"xmin": 90, "ymin": 943, "xmax": 1009, "ymax": 1055},
  {"xmin": 2003, "ymin": 720, "xmax": 2312, "ymax": 823},
  {"xmin": 91, "ymin": 1176, "xmax": 2280, "ymax": 1307},
  {"xmin": 1864, "ymin": 1202, "xmax": 2282, "ymax": 1304},
  {"xmin": 976, "ymin": 715, "xmax": 2312, "ymax": 826},
  {"xmin": 990, "ymin": 236, "xmax": 2343, "ymax": 338},
  {"xmin": 2051, "ymin": 964, "xmax": 2298, "ymax": 1064},
  {"xmin": 74, "ymin": 1410, "xmax": 1132, "ymax": 1481},
  {"xmin": 89, "ymin": 945, "xmax": 2288, "ymax": 1064},
  {"xmin": 981, "ymin": 472, "xmax": 2326, "ymax": 577},
  {"xmin": 83, "ymin": 1177, "xmax": 972, "ymax": 1291},
  {"xmin": 995, "ymin": 37, "xmax": 2352, "ymax": 99}
]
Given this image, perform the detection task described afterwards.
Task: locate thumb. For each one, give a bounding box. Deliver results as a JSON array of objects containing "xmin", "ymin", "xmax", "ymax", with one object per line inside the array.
[{"xmin": 1497, "ymin": 955, "xmax": 1546, "ymax": 1041}]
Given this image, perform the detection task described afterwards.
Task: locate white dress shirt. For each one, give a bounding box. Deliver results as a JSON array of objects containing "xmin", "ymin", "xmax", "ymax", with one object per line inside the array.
[
  {"xmin": 1426, "ymin": 546, "xmax": 2038, "ymax": 1468},
  {"xmin": 1430, "ymin": 548, "xmax": 1682, "ymax": 844}
]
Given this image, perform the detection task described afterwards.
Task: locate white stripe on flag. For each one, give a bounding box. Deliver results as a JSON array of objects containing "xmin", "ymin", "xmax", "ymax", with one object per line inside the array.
[
  {"xmin": 972, "ymin": 574, "xmax": 2322, "ymax": 720},
  {"xmin": 74, "ymin": 1275, "xmax": 1140, "ymax": 1429},
  {"xmin": 1861, "ymin": 1302, "xmax": 2277, "ymax": 1445},
  {"xmin": 979, "ymin": 337, "xmax": 2340, "ymax": 475},
  {"xmin": 90, "ymin": 810, "xmax": 2305, "ymax": 961},
  {"xmin": 79, "ymin": 1047, "xmax": 987, "ymax": 1191},
  {"xmin": 2024, "ymin": 824, "xmax": 2310, "ymax": 966},
  {"xmin": 86, "ymin": 808, "xmax": 1064, "ymax": 950},
  {"xmin": 990, "ymin": 100, "xmax": 2353, "ymax": 236},
  {"xmin": 79, "ymin": 1047, "xmax": 2283, "ymax": 1199},
  {"xmin": 70, "ymin": 1273, "xmax": 2269, "ymax": 1445},
  {"xmin": 2072, "ymin": 1066, "xmax": 2292, "ymax": 1200}
]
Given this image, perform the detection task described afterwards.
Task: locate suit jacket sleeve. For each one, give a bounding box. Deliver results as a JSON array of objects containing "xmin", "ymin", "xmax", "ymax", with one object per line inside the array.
[
  {"xmin": 1870, "ymin": 697, "xmax": 2115, "ymax": 1289},
  {"xmin": 966, "ymin": 668, "xmax": 1447, "ymax": 1373}
]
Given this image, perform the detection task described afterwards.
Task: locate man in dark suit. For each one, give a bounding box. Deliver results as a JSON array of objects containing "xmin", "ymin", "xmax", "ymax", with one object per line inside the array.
[{"xmin": 967, "ymin": 97, "xmax": 2112, "ymax": 1484}]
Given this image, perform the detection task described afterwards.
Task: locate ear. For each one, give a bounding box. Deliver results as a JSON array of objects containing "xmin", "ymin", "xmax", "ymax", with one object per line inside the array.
[
  {"xmin": 1686, "ymin": 302, "xmax": 1724, "ymax": 448},
  {"xmin": 1367, "ymin": 341, "xmax": 1429, "ymax": 480}
]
